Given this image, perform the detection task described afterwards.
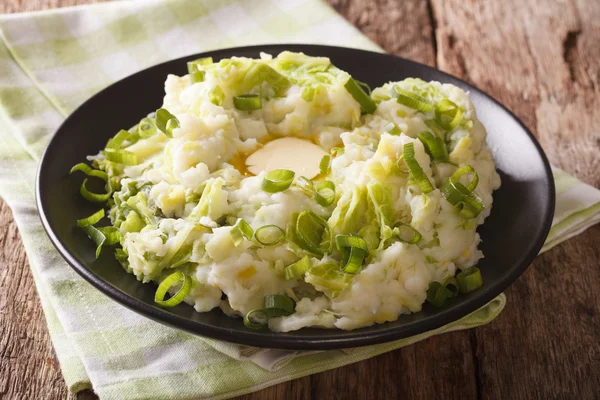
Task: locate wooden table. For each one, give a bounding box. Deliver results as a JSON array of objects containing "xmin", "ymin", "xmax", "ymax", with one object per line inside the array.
[{"xmin": 1, "ymin": 0, "xmax": 599, "ymax": 399}]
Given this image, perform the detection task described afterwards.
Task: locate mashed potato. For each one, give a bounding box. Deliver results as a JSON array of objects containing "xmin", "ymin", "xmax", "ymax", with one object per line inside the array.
[{"xmin": 88, "ymin": 52, "xmax": 500, "ymax": 332}]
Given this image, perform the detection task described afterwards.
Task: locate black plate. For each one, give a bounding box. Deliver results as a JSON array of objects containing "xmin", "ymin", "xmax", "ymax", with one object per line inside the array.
[{"xmin": 36, "ymin": 44, "xmax": 554, "ymax": 350}]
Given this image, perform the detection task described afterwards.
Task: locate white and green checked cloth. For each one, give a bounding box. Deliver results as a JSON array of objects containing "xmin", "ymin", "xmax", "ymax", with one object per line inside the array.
[{"xmin": 1, "ymin": 0, "xmax": 599, "ymax": 398}]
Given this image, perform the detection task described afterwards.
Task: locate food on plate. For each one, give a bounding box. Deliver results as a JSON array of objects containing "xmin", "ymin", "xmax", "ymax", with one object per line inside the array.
[{"xmin": 71, "ymin": 51, "xmax": 500, "ymax": 331}]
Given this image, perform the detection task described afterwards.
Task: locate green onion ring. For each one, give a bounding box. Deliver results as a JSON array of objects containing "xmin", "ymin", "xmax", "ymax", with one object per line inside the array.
[
  {"xmin": 444, "ymin": 277, "xmax": 460, "ymax": 298},
  {"xmin": 106, "ymin": 129, "xmax": 131, "ymax": 149},
  {"xmin": 315, "ymin": 180, "xmax": 335, "ymax": 207},
  {"xmin": 254, "ymin": 225, "xmax": 285, "ymax": 246},
  {"xmin": 97, "ymin": 226, "xmax": 121, "ymax": 245},
  {"xmin": 137, "ymin": 118, "xmax": 157, "ymax": 139},
  {"xmin": 344, "ymin": 77, "xmax": 377, "ymax": 114},
  {"xmin": 450, "ymin": 165, "xmax": 479, "ymax": 192},
  {"xmin": 393, "ymin": 86, "xmax": 434, "ymax": 113},
  {"xmin": 76, "ymin": 209, "xmax": 105, "ymax": 227},
  {"xmin": 263, "ymin": 294, "xmax": 295, "ymax": 317},
  {"xmin": 261, "ymin": 169, "xmax": 295, "ymax": 193},
  {"xmin": 234, "ymin": 94, "xmax": 262, "ymax": 111},
  {"xmin": 80, "ymin": 225, "xmax": 106, "ymax": 259},
  {"xmin": 154, "ymin": 271, "xmax": 192, "ymax": 307},
  {"xmin": 403, "ymin": 142, "xmax": 435, "ymax": 193},
  {"xmin": 104, "ymin": 148, "xmax": 138, "ymax": 166},
  {"xmin": 435, "ymin": 99, "xmax": 463, "ymax": 131},
  {"xmin": 70, "ymin": 163, "xmax": 108, "ymax": 181},
  {"xmin": 457, "ymin": 267, "xmax": 483, "ymax": 294},
  {"xmin": 426, "ymin": 281, "xmax": 451, "ymax": 307},
  {"xmin": 80, "ymin": 178, "xmax": 113, "ymax": 203},
  {"xmin": 230, "ymin": 219, "xmax": 254, "ymax": 247},
  {"xmin": 417, "ymin": 131, "xmax": 448, "ymax": 163},
  {"xmin": 155, "ymin": 108, "xmax": 180, "ymax": 138},
  {"xmin": 244, "ymin": 308, "xmax": 268, "ymax": 329},
  {"xmin": 442, "ymin": 180, "xmax": 485, "ymax": 218},
  {"xmin": 284, "ymin": 256, "xmax": 312, "ymax": 280},
  {"xmin": 393, "ymin": 222, "xmax": 423, "ymax": 244},
  {"xmin": 335, "ymin": 234, "xmax": 368, "ymax": 252},
  {"xmin": 336, "ymin": 234, "xmax": 368, "ymax": 274},
  {"xmin": 319, "ymin": 154, "xmax": 330, "ymax": 176},
  {"xmin": 341, "ymin": 246, "xmax": 367, "ymax": 274}
]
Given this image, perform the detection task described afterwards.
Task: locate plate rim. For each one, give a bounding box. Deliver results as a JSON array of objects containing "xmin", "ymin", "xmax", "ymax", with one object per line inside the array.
[{"xmin": 36, "ymin": 44, "xmax": 555, "ymax": 350}]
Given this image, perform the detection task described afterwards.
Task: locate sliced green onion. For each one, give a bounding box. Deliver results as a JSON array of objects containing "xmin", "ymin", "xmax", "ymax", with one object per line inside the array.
[
  {"xmin": 284, "ymin": 256, "xmax": 311, "ymax": 280},
  {"xmin": 393, "ymin": 222, "xmax": 422, "ymax": 244},
  {"xmin": 344, "ymin": 77, "xmax": 377, "ymax": 114},
  {"xmin": 71, "ymin": 163, "xmax": 112, "ymax": 203},
  {"xmin": 97, "ymin": 226, "xmax": 121, "ymax": 245},
  {"xmin": 264, "ymin": 294, "xmax": 295, "ymax": 317},
  {"xmin": 444, "ymin": 277, "xmax": 460, "ymax": 298},
  {"xmin": 341, "ymin": 246, "xmax": 367, "ymax": 274},
  {"xmin": 155, "ymin": 108, "xmax": 180, "ymax": 138},
  {"xmin": 187, "ymin": 57, "xmax": 212, "ymax": 69},
  {"xmin": 426, "ymin": 281, "xmax": 451, "ymax": 308},
  {"xmin": 457, "ymin": 267, "xmax": 483, "ymax": 294},
  {"xmin": 80, "ymin": 178, "xmax": 112, "ymax": 203},
  {"xmin": 106, "ymin": 129, "xmax": 131, "ymax": 149},
  {"xmin": 187, "ymin": 57, "xmax": 212, "ymax": 84},
  {"xmin": 76, "ymin": 209, "xmax": 105, "ymax": 227},
  {"xmin": 384, "ymin": 122, "xmax": 402, "ymax": 136},
  {"xmin": 319, "ymin": 154, "xmax": 330, "ymax": 175},
  {"xmin": 80, "ymin": 225, "xmax": 106, "ymax": 259},
  {"xmin": 296, "ymin": 176, "xmax": 314, "ymax": 195},
  {"xmin": 417, "ymin": 131, "xmax": 448, "ymax": 163},
  {"xmin": 335, "ymin": 234, "xmax": 368, "ymax": 251},
  {"xmin": 393, "ymin": 86, "xmax": 434, "ymax": 113},
  {"xmin": 435, "ymin": 99, "xmax": 463, "ymax": 131},
  {"xmin": 137, "ymin": 118, "xmax": 157, "ymax": 139},
  {"xmin": 230, "ymin": 219, "xmax": 254, "ymax": 247},
  {"xmin": 331, "ymin": 147, "xmax": 345, "ymax": 156},
  {"xmin": 403, "ymin": 142, "xmax": 434, "ymax": 193},
  {"xmin": 261, "ymin": 169, "xmax": 295, "ymax": 193},
  {"xmin": 295, "ymin": 210, "xmax": 331, "ymax": 255},
  {"xmin": 315, "ymin": 180, "xmax": 335, "ymax": 207},
  {"xmin": 104, "ymin": 148, "xmax": 138, "ymax": 166},
  {"xmin": 442, "ymin": 180, "xmax": 485, "ymax": 218},
  {"xmin": 234, "ymin": 94, "xmax": 262, "ymax": 111},
  {"xmin": 243, "ymin": 294, "xmax": 296, "ymax": 329},
  {"xmin": 70, "ymin": 163, "xmax": 108, "ymax": 181},
  {"xmin": 450, "ymin": 165, "xmax": 479, "ymax": 192},
  {"xmin": 189, "ymin": 70, "xmax": 205, "ymax": 84},
  {"xmin": 396, "ymin": 154, "xmax": 409, "ymax": 174},
  {"xmin": 209, "ymin": 86, "xmax": 225, "ymax": 106},
  {"xmin": 254, "ymin": 225, "xmax": 285, "ymax": 246},
  {"xmin": 244, "ymin": 308, "xmax": 268, "ymax": 329},
  {"xmin": 154, "ymin": 271, "xmax": 192, "ymax": 307},
  {"xmin": 336, "ymin": 234, "xmax": 368, "ymax": 274}
]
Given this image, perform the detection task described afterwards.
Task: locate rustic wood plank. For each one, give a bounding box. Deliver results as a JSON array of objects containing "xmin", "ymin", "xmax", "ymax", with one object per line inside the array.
[
  {"xmin": 430, "ymin": 0, "xmax": 600, "ymax": 398},
  {"xmin": 326, "ymin": 0, "xmax": 437, "ymax": 66},
  {"xmin": 0, "ymin": 200, "xmax": 72, "ymax": 400}
]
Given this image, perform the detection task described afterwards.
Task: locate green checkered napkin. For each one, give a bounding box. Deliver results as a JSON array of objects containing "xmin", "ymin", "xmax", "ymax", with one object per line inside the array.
[{"xmin": 0, "ymin": 0, "xmax": 598, "ymax": 398}]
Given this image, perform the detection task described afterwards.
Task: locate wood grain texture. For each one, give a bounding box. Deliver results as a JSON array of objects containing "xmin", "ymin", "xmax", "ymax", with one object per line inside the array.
[
  {"xmin": 429, "ymin": 1, "xmax": 600, "ymax": 399},
  {"xmin": 0, "ymin": 0, "xmax": 598, "ymax": 399}
]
